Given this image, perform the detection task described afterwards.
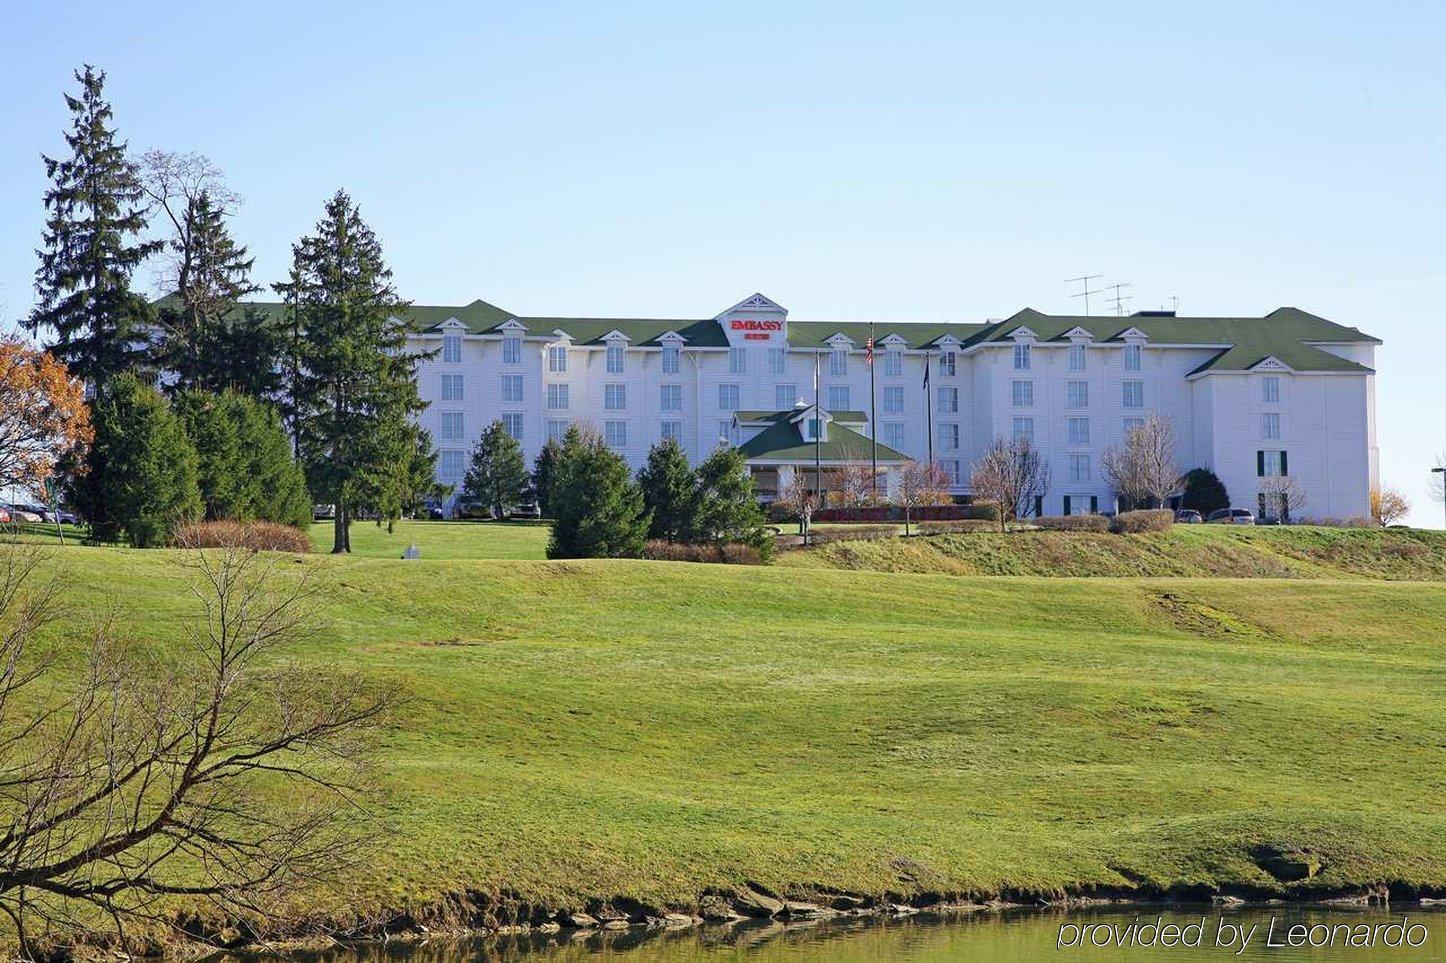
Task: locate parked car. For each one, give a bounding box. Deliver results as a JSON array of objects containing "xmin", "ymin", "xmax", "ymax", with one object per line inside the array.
[
  {"xmin": 426, "ymin": 506, "xmax": 446, "ymax": 520},
  {"xmin": 313, "ymin": 504, "xmax": 336, "ymax": 520},
  {"xmin": 1173, "ymin": 509, "xmax": 1203, "ymax": 524},
  {"xmin": 2, "ymin": 504, "xmax": 42, "ymax": 523},
  {"xmin": 35, "ymin": 507, "xmax": 80, "ymax": 524},
  {"xmin": 1206, "ymin": 508, "xmax": 1255, "ymax": 525}
]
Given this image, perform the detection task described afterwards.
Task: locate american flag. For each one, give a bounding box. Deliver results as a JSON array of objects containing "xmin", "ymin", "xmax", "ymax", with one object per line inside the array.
[{"xmin": 865, "ymin": 334, "xmax": 874, "ymax": 364}]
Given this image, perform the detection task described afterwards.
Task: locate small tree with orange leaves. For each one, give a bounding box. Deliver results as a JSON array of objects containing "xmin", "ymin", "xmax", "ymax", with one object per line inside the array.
[{"xmin": 0, "ymin": 337, "xmax": 92, "ymax": 499}]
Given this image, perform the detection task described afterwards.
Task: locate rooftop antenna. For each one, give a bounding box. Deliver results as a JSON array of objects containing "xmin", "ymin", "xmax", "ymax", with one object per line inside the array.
[
  {"xmin": 1169, "ymin": 295, "xmax": 1179, "ymax": 314},
  {"xmin": 1065, "ymin": 275, "xmax": 1103, "ymax": 316},
  {"xmin": 1103, "ymin": 282, "xmax": 1132, "ymax": 317}
]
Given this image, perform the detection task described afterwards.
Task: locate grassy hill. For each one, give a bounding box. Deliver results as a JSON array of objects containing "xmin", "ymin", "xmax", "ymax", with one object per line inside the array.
[
  {"xmin": 24, "ymin": 534, "xmax": 1446, "ymax": 929},
  {"xmin": 781, "ymin": 525, "xmax": 1446, "ymax": 581}
]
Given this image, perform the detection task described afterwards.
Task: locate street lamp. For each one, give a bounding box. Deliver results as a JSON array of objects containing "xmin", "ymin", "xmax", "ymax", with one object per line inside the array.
[{"xmin": 1434, "ymin": 467, "xmax": 1446, "ymax": 530}]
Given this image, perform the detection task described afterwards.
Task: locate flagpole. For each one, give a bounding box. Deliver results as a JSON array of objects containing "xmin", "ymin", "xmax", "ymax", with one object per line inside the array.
[
  {"xmin": 868, "ymin": 323, "xmax": 878, "ymax": 499},
  {"xmin": 925, "ymin": 351, "xmax": 934, "ymax": 466},
  {"xmin": 813, "ymin": 349, "xmax": 822, "ymax": 511}
]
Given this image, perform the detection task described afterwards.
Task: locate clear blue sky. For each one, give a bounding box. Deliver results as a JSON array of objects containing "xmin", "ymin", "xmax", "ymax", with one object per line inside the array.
[{"xmin": 2, "ymin": 0, "xmax": 1442, "ymax": 524}]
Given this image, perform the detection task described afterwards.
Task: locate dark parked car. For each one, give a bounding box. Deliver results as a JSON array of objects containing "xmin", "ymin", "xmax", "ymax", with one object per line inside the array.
[
  {"xmin": 427, "ymin": 506, "xmax": 446, "ymax": 520},
  {"xmin": 1173, "ymin": 509, "xmax": 1203, "ymax": 524}
]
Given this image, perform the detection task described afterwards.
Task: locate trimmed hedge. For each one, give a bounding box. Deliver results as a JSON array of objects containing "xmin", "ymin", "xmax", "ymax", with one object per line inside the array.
[
  {"xmin": 1033, "ymin": 515, "xmax": 1111, "ymax": 533},
  {"xmin": 814, "ymin": 503, "xmax": 999, "ymax": 523},
  {"xmin": 1111, "ymin": 509, "xmax": 1175, "ymax": 534},
  {"xmin": 641, "ymin": 540, "xmax": 763, "ymax": 565},
  {"xmin": 172, "ymin": 520, "xmax": 312, "ymax": 553},
  {"xmin": 915, "ymin": 519, "xmax": 1000, "ymax": 535}
]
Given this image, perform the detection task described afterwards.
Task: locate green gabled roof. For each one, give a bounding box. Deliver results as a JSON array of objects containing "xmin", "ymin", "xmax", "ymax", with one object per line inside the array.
[
  {"xmin": 736, "ymin": 410, "xmax": 909, "ymax": 463},
  {"xmin": 785, "ymin": 320, "xmax": 989, "ymax": 350},
  {"xmin": 520, "ymin": 317, "xmax": 726, "ymax": 347},
  {"xmin": 736, "ymin": 408, "xmax": 868, "ymax": 424},
  {"xmin": 978, "ymin": 307, "xmax": 1378, "ymax": 374}
]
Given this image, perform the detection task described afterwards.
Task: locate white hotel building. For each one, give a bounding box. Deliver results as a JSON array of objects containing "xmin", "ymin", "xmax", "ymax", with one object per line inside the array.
[{"xmin": 403, "ymin": 292, "xmax": 1380, "ymax": 520}]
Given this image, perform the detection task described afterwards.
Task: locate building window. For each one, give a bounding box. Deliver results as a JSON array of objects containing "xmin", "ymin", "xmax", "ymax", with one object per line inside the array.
[
  {"xmin": 829, "ymin": 347, "xmax": 848, "ymax": 376},
  {"xmin": 662, "ymin": 343, "xmax": 680, "ymax": 374},
  {"xmin": 1259, "ymin": 449, "xmax": 1288, "ymax": 476},
  {"xmin": 1068, "ymin": 453, "xmax": 1091, "ymax": 482},
  {"xmin": 1066, "ymin": 380, "xmax": 1089, "ymax": 408},
  {"xmin": 661, "ymin": 420, "xmax": 683, "ymax": 441},
  {"xmin": 1013, "ymin": 342, "xmax": 1031, "ymax": 370},
  {"xmin": 546, "ymin": 419, "xmax": 567, "ymax": 443},
  {"xmin": 1068, "ymin": 343, "xmax": 1087, "ymax": 371},
  {"xmin": 1124, "ymin": 343, "xmax": 1142, "ymax": 371},
  {"xmin": 502, "ymin": 374, "xmax": 524, "ymax": 404},
  {"xmin": 718, "ymin": 383, "xmax": 740, "ymax": 411},
  {"xmin": 604, "ymin": 420, "xmax": 627, "ymax": 448},
  {"xmin": 438, "ymin": 449, "xmax": 464, "ymax": 486},
  {"xmin": 828, "ymin": 385, "xmax": 850, "ymax": 411},
  {"xmin": 660, "ymin": 383, "xmax": 682, "ymax": 411},
  {"xmin": 717, "ymin": 420, "xmax": 734, "ymax": 444},
  {"xmin": 502, "ymin": 335, "xmax": 521, "ymax": 365},
  {"xmin": 1263, "ymin": 412, "xmax": 1281, "ymax": 440},
  {"xmin": 883, "ymin": 386, "xmax": 904, "ymax": 413},
  {"xmin": 1123, "ymin": 416, "xmax": 1144, "ymax": 434},
  {"xmin": 1067, "ymin": 417, "xmax": 1090, "ymax": 445},
  {"xmin": 442, "ymin": 333, "xmax": 461, "ymax": 363},
  {"xmin": 1122, "ymin": 380, "xmax": 1144, "ymax": 408},
  {"xmin": 606, "ymin": 342, "xmax": 625, "ymax": 373},
  {"xmin": 940, "ymin": 423, "xmax": 960, "ymax": 450},
  {"xmin": 440, "ymin": 411, "xmax": 464, "ymax": 442},
  {"xmin": 441, "ymin": 373, "xmax": 464, "ymax": 401},
  {"xmin": 1011, "ymin": 380, "xmax": 1033, "ymax": 407},
  {"xmin": 605, "ymin": 383, "xmax": 627, "ymax": 410},
  {"xmin": 937, "ymin": 386, "xmax": 958, "ymax": 414},
  {"xmin": 943, "ymin": 459, "xmax": 962, "ymax": 485},
  {"xmin": 547, "ymin": 383, "xmax": 569, "ymax": 410},
  {"xmin": 548, "ymin": 344, "xmax": 568, "ymax": 372},
  {"xmin": 728, "ymin": 347, "xmax": 748, "ymax": 374},
  {"xmin": 883, "ymin": 422, "xmax": 905, "ymax": 448},
  {"xmin": 1013, "ymin": 417, "xmax": 1034, "ymax": 443},
  {"xmin": 884, "ymin": 349, "xmax": 902, "ymax": 377},
  {"xmin": 768, "ymin": 348, "xmax": 787, "ymax": 375},
  {"xmin": 502, "ymin": 412, "xmax": 523, "ymax": 439},
  {"xmin": 775, "ymin": 383, "xmax": 797, "ymax": 410},
  {"xmin": 939, "ymin": 351, "xmax": 957, "ymax": 376},
  {"xmin": 1262, "ymin": 376, "xmax": 1280, "ymax": 404}
]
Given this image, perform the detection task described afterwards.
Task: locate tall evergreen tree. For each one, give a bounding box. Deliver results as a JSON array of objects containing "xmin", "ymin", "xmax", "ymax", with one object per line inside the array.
[
  {"xmin": 286, "ymin": 190, "xmax": 427, "ymax": 553},
  {"xmin": 531, "ymin": 439, "xmax": 563, "ymax": 517},
  {"xmin": 547, "ymin": 426, "xmax": 648, "ymax": 559},
  {"xmin": 172, "ymin": 389, "xmax": 246, "ymax": 521},
  {"xmin": 71, "ymin": 374, "xmax": 201, "ymax": 547},
  {"xmin": 27, "ymin": 66, "xmax": 160, "ymax": 390},
  {"xmin": 638, "ymin": 437, "xmax": 697, "ymax": 541},
  {"xmin": 690, "ymin": 444, "xmax": 772, "ymax": 558},
  {"xmin": 461, "ymin": 420, "xmax": 529, "ymax": 519},
  {"xmin": 233, "ymin": 394, "xmax": 312, "ymax": 528}
]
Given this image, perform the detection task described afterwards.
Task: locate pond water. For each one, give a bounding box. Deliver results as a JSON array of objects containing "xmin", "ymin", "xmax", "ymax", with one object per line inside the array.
[{"xmin": 279, "ymin": 907, "xmax": 1446, "ymax": 962}]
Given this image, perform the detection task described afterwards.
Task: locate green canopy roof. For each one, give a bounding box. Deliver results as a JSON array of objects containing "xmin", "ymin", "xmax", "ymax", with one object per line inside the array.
[{"xmin": 736, "ymin": 409, "xmax": 909, "ymax": 463}]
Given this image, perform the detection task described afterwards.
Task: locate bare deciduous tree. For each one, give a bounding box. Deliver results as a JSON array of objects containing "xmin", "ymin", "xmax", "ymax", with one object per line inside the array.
[
  {"xmin": 1101, "ymin": 414, "xmax": 1179, "ymax": 509},
  {"xmin": 1260, "ymin": 475, "xmax": 1308, "ymax": 523},
  {"xmin": 835, "ymin": 445, "xmax": 880, "ymax": 508},
  {"xmin": 1370, "ymin": 487, "xmax": 1410, "ymax": 527},
  {"xmin": 781, "ymin": 471, "xmax": 819, "ymax": 542},
  {"xmin": 969, "ymin": 438, "xmax": 1050, "ymax": 532},
  {"xmin": 0, "ymin": 539, "xmax": 391, "ymax": 957},
  {"xmin": 896, "ymin": 460, "xmax": 952, "ymax": 536}
]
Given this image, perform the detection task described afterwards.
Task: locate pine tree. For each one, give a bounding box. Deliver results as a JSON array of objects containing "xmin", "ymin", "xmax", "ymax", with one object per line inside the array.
[
  {"xmin": 462, "ymin": 421, "xmax": 529, "ymax": 519},
  {"xmin": 531, "ymin": 439, "xmax": 562, "ymax": 517},
  {"xmin": 232, "ymin": 394, "xmax": 311, "ymax": 528},
  {"xmin": 286, "ymin": 190, "xmax": 427, "ymax": 553},
  {"xmin": 363, "ymin": 423, "xmax": 440, "ymax": 532},
  {"xmin": 27, "ymin": 66, "xmax": 161, "ymax": 390},
  {"xmin": 71, "ymin": 374, "xmax": 201, "ymax": 547},
  {"xmin": 547, "ymin": 426, "xmax": 648, "ymax": 559},
  {"xmin": 1181, "ymin": 467, "xmax": 1229, "ymax": 515},
  {"xmin": 172, "ymin": 389, "xmax": 246, "ymax": 521},
  {"xmin": 690, "ymin": 443, "xmax": 772, "ymax": 558},
  {"xmin": 155, "ymin": 191, "xmax": 272, "ymax": 395},
  {"xmin": 638, "ymin": 437, "xmax": 696, "ymax": 541}
]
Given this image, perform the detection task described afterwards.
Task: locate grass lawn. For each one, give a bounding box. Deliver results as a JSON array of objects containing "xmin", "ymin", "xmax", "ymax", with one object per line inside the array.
[
  {"xmin": 26, "ymin": 540, "xmax": 1446, "ymax": 924},
  {"xmin": 307, "ymin": 518, "xmax": 549, "ymax": 559}
]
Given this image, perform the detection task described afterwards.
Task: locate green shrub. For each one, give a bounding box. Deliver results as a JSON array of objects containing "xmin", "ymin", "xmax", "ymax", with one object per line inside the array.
[
  {"xmin": 1181, "ymin": 468, "xmax": 1229, "ymax": 516},
  {"xmin": 1111, "ymin": 509, "xmax": 1175, "ymax": 534},
  {"xmin": 1034, "ymin": 515, "xmax": 1110, "ymax": 533}
]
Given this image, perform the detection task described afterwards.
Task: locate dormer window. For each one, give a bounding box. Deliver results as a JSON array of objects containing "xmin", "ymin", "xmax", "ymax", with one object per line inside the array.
[
  {"xmin": 829, "ymin": 347, "xmax": 848, "ymax": 377},
  {"xmin": 442, "ymin": 333, "xmax": 461, "ymax": 363},
  {"xmin": 606, "ymin": 342, "xmax": 625, "ymax": 373},
  {"xmin": 502, "ymin": 335, "xmax": 521, "ymax": 365},
  {"xmin": 1013, "ymin": 343, "xmax": 1031, "ymax": 370},
  {"xmin": 1124, "ymin": 343, "xmax": 1141, "ymax": 371},
  {"xmin": 802, "ymin": 416, "xmax": 822, "ymax": 442},
  {"xmin": 883, "ymin": 347, "xmax": 902, "ymax": 377},
  {"xmin": 940, "ymin": 350, "xmax": 957, "ymax": 376},
  {"xmin": 662, "ymin": 343, "xmax": 680, "ymax": 374},
  {"xmin": 1068, "ymin": 343, "xmax": 1087, "ymax": 371},
  {"xmin": 548, "ymin": 344, "xmax": 568, "ymax": 372}
]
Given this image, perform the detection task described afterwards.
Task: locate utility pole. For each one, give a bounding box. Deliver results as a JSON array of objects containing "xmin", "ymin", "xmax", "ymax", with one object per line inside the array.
[{"xmin": 1065, "ymin": 274, "xmax": 1103, "ymax": 316}]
